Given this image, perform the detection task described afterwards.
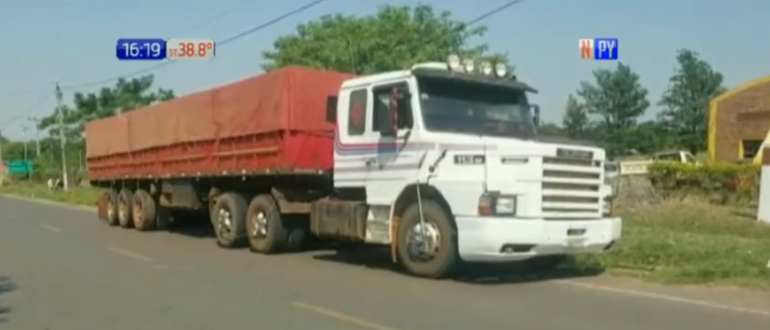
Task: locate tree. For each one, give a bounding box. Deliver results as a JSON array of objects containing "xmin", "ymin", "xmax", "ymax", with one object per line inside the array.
[
  {"xmin": 538, "ymin": 123, "xmax": 564, "ymax": 137},
  {"xmin": 658, "ymin": 49, "xmax": 726, "ymax": 154},
  {"xmin": 629, "ymin": 121, "xmax": 675, "ymax": 154},
  {"xmin": 577, "ymin": 62, "xmax": 650, "ymax": 156},
  {"xmin": 261, "ymin": 5, "xmax": 510, "ymax": 74},
  {"xmin": 562, "ymin": 94, "xmax": 590, "ymax": 139}
]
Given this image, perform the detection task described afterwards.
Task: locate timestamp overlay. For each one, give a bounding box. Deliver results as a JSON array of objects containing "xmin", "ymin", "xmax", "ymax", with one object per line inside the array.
[
  {"xmin": 166, "ymin": 39, "xmax": 216, "ymax": 60},
  {"xmin": 116, "ymin": 38, "xmax": 166, "ymax": 60}
]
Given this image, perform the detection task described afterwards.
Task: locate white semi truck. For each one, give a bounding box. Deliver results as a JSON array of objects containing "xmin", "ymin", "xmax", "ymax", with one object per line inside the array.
[{"xmin": 89, "ymin": 55, "xmax": 622, "ymax": 279}]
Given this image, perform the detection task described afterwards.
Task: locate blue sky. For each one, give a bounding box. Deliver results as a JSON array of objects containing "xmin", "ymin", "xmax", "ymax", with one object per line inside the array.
[{"xmin": 1, "ymin": 0, "xmax": 767, "ymax": 139}]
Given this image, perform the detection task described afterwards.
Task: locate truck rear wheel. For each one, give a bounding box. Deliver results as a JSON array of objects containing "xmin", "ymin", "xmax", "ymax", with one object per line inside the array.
[
  {"xmin": 245, "ymin": 194, "xmax": 289, "ymax": 254},
  {"xmin": 100, "ymin": 189, "xmax": 119, "ymax": 226},
  {"xmin": 396, "ymin": 200, "xmax": 459, "ymax": 279},
  {"xmin": 132, "ymin": 189, "xmax": 157, "ymax": 231},
  {"xmin": 117, "ymin": 188, "xmax": 134, "ymax": 228},
  {"xmin": 212, "ymin": 192, "xmax": 247, "ymax": 248}
]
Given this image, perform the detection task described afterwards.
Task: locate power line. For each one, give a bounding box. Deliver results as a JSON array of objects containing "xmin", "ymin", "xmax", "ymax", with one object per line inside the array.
[
  {"xmin": 1, "ymin": 92, "xmax": 54, "ymax": 129},
  {"xmin": 61, "ymin": 0, "xmax": 328, "ymax": 91},
  {"xmin": 216, "ymin": 0, "xmax": 326, "ymax": 47},
  {"xmin": 168, "ymin": 0, "xmax": 260, "ymax": 38},
  {"xmin": 0, "ymin": 1, "xmax": 255, "ymax": 96},
  {"xmin": 467, "ymin": 0, "xmax": 526, "ymax": 26}
]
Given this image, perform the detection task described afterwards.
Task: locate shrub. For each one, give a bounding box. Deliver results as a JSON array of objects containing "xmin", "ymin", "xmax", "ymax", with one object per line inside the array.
[{"xmin": 647, "ymin": 161, "xmax": 760, "ymax": 204}]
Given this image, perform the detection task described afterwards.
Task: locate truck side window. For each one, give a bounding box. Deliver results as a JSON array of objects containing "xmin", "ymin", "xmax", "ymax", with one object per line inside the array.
[
  {"xmin": 372, "ymin": 84, "xmax": 412, "ymax": 134},
  {"xmin": 348, "ymin": 89, "xmax": 367, "ymax": 136}
]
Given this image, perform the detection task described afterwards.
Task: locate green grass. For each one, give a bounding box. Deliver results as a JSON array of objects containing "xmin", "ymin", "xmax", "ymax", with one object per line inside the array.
[
  {"xmin": 1, "ymin": 182, "xmax": 769, "ymax": 288},
  {"xmin": 578, "ymin": 203, "xmax": 770, "ymax": 288},
  {"xmin": 0, "ymin": 181, "xmax": 99, "ymax": 207}
]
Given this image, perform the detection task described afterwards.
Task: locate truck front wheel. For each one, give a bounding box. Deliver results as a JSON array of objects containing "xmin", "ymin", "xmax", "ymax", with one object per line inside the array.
[
  {"xmin": 396, "ymin": 200, "xmax": 459, "ymax": 279},
  {"xmin": 245, "ymin": 194, "xmax": 289, "ymax": 254},
  {"xmin": 117, "ymin": 188, "xmax": 134, "ymax": 228},
  {"xmin": 212, "ymin": 193, "xmax": 248, "ymax": 248}
]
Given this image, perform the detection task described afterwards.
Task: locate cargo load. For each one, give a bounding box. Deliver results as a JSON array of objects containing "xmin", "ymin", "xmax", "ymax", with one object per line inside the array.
[{"xmin": 86, "ymin": 66, "xmax": 353, "ymax": 179}]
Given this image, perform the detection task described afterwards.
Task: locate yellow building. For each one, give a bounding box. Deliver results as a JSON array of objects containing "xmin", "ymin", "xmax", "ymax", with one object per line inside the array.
[{"xmin": 708, "ymin": 75, "xmax": 770, "ymax": 163}]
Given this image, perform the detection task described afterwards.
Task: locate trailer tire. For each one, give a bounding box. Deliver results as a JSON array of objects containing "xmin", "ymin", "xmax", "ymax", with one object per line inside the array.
[
  {"xmin": 117, "ymin": 188, "xmax": 134, "ymax": 228},
  {"xmin": 245, "ymin": 194, "xmax": 289, "ymax": 254},
  {"xmin": 397, "ymin": 200, "xmax": 459, "ymax": 279},
  {"xmin": 212, "ymin": 193, "xmax": 248, "ymax": 248},
  {"xmin": 132, "ymin": 189, "xmax": 157, "ymax": 231},
  {"xmin": 100, "ymin": 189, "xmax": 120, "ymax": 226}
]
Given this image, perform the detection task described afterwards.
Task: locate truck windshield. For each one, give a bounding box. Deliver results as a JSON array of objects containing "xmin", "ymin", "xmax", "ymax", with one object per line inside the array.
[{"xmin": 417, "ymin": 77, "xmax": 537, "ymax": 140}]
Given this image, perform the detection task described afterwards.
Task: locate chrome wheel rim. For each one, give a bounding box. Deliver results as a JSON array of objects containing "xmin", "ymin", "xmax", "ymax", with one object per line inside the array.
[
  {"xmin": 406, "ymin": 220, "xmax": 441, "ymax": 261},
  {"xmin": 250, "ymin": 211, "xmax": 268, "ymax": 238},
  {"xmin": 217, "ymin": 208, "xmax": 232, "ymax": 236},
  {"xmin": 107, "ymin": 198, "xmax": 115, "ymax": 220}
]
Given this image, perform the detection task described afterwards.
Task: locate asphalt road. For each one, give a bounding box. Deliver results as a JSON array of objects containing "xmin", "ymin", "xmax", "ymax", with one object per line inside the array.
[{"xmin": 1, "ymin": 195, "xmax": 769, "ymax": 330}]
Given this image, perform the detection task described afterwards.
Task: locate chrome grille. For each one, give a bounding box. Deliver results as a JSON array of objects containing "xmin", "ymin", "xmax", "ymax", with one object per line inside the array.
[{"xmin": 542, "ymin": 156, "xmax": 602, "ymax": 220}]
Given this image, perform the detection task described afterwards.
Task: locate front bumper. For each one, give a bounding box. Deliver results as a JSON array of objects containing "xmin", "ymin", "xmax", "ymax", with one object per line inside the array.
[{"xmin": 455, "ymin": 216, "xmax": 622, "ymax": 262}]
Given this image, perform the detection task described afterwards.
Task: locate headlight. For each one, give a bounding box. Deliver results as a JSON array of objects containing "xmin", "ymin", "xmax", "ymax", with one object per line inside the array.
[
  {"xmin": 478, "ymin": 192, "xmax": 517, "ymax": 216},
  {"xmin": 495, "ymin": 196, "xmax": 516, "ymax": 214}
]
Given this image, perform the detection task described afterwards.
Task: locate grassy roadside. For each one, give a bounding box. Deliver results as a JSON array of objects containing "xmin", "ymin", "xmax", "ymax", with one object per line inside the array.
[
  {"xmin": 1, "ymin": 182, "xmax": 769, "ymax": 288},
  {"xmin": 576, "ymin": 203, "xmax": 770, "ymax": 289},
  {"xmin": 0, "ymin": 182, "xmax": 99, "ymax": 207}
]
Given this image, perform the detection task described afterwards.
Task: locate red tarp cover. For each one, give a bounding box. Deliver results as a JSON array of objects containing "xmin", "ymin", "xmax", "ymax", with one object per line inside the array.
[{"xmin": 85, "ymin": 66, "xmax": 353, "ymax": 158}]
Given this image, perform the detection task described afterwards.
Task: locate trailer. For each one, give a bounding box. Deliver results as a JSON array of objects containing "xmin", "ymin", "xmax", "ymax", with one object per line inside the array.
[{"xmin": 88, "ymin": 60, "xmax": 622, "ymax": 278}]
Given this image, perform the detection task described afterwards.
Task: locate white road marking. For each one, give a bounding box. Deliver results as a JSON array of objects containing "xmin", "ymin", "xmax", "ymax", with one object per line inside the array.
[
  {"xmin": 152, "ymin": 264, "xmax": 198, "ymax": 271},
  {"xmin": 293, "ymin": 302, "xmax": 402, "ymax": 330},
  {"xmin": 108, "ymin": 246, "xmax": 154, "ymax": 263},
  {"xmin": 561, "ymin": 280, "xmax": 770, "ymax": 317},
  {"xmin": 39, "ymin": 224, "xmax": 62, "ymax": 232}
]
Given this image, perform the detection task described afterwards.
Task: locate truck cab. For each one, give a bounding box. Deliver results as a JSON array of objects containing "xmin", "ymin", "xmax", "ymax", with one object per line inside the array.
[{"xmin": 321, "ymin": 55, "xmax": 621, "ymax": 278}]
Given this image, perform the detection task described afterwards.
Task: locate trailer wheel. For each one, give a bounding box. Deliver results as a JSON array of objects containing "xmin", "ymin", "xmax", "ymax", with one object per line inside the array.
[
  {"xmin": 132, "ymin": 189, "xmax": 157, "ymax": 231},
  {"xmin": 245, "ymin": 194, "xmax": 289, "ymax": 254},
  {"xmin": 100, "ymin": 189, "xmax": 120, "ymax": 226},
  {"xmin": 213, "ymin": 193, "xmax": 248, "ymax": 248},
  {"xmin": 117, "ymin": 188, "xmax": 134, "ymax": 228},
  {"xmin": 396, "ymin": 200, "xmax": 459, "ymax": 279}
]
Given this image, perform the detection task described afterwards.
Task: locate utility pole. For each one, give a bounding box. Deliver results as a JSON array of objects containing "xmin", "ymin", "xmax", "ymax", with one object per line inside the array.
[
  {"xmin": 22, "ymin": 125, "xmax": 29, "ymax": 161},
  {"xmin": 29, "ymin": 117, "xmax": 41, "ymax": 157},
  {"xmin": 55, "ymin": 83, "xmax": 69, "ymax": 191},
  {"xmin": 0, "ymin": 128, "xmax": 4, "ymax": 164},
  {"xmin": 0, "ymin": 129, "xmax": 4, "ymax": 186}
]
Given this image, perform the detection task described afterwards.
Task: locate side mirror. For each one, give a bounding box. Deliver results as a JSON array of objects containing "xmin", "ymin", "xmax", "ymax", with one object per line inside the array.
[
  {"xmin": 325, "ymin": 96, "xmax": 338, "ymax": 123},
  {"xmin": 531, "ymin": 104, "xmax": 541, "ymax": 128}
]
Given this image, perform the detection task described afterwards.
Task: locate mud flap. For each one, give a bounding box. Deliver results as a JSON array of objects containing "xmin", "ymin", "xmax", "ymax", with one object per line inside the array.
[
  {"xmin": 390, "ymin": 215, "xmax": 399, "ymax": 263},
  {"xmin": 97, "ymin": 192, "xmax": 107, "ymax": 219}
]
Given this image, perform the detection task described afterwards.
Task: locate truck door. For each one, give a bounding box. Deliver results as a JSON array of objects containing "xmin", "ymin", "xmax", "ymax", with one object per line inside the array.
[
  {"xmin": 333, "ymin": 88, "xmax": 372, "ymax": 189},
  {"xmin": 365, "ymin": 81, "xmax": 419, "ymax": 206}
]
